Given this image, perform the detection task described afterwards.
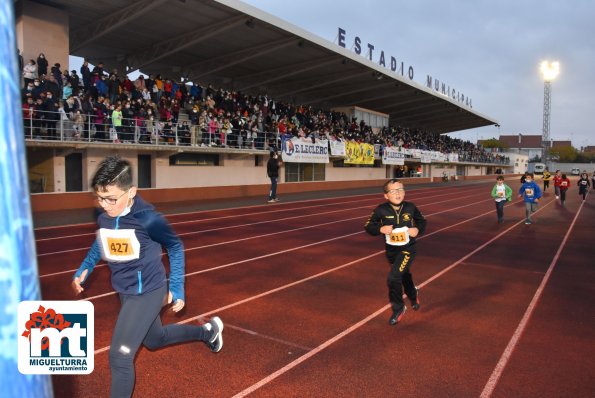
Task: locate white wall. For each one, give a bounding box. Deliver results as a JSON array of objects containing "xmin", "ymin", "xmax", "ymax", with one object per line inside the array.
[
  {"xmin": 51, "ymin": 147, "xmax": 512, "ymax": 192},
  {"xmin": 503, "ymin": 151, "xmax": 529, "ymax": 174},
  {"xmin": 547, "ymin": 162, "xmax": 595, "ymax": 174}
]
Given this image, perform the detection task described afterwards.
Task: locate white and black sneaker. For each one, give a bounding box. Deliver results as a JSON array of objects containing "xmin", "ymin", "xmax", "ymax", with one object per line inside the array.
[{"xmin": 206, "ymin": 316, "xmax": 224, "ymax": 353}]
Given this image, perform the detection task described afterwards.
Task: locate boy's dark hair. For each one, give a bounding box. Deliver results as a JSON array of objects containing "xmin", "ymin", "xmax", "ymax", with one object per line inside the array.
[
  {"xmin": 92, "ymin": 156, "xmax": 132, "ymax": 192},
  {"xmin": 496, "ymin": 175, "xmax": 504, "ymax": 181},
  {"xmin": 383, "ymin": 178, "xmax": 402, "ymax": 193}
]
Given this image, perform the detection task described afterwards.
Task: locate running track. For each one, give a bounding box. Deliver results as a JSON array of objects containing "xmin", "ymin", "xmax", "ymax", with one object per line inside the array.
[{"xmin": 35, "ymin": 178, "xmax": 594, "ymax": 397}]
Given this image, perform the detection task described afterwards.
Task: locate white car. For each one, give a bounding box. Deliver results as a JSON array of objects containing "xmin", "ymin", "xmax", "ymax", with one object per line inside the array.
[{"xmin": 570, "ymin": 167, "xmax": 581, "ymax": 176}]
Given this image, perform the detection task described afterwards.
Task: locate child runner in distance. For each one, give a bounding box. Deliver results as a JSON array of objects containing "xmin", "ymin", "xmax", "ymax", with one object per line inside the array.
[
  {"xmin": 518, "ymin": 172, "xmax": 542, "ymax": 224},
  {"xmin": 364, "ymin": 179, "xmax": 426, "ymax": 326},
  {"xmin": 577, "ymin": 172, "xmax": 590, "ymax": 201},
  {"xmin": 553, "ymin": 170, "xmax": 562, "ymax": 200},
  {"xmin": 491, "ymin": 175, "xmax": 512, "ymax": 223},
  {"xmin": 71, "ymin": 156, "xmax": 223, "ymax": 398},
  {"xmin": 559, "ymin": 174, "xmax": 570, "ymax": 205},
  {"xmin": 542, "ymin": 168, "xmax": 552, "ymax": 192}
]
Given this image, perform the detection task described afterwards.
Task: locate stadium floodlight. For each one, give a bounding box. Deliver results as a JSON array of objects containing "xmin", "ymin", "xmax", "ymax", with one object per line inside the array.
[
  {"xmin": 540, "ymin": 61, "xmax": 560, "ymax": 82},
  {"xmin": 540, "ymin": 60, "xmax": 560, "ymax": 164}
]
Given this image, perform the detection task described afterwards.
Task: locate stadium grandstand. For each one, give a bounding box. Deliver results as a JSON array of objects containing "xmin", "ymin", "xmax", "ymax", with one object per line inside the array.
[{"xmin": 16, "ymin": 0, "xmax": 506, "ymax": 208}]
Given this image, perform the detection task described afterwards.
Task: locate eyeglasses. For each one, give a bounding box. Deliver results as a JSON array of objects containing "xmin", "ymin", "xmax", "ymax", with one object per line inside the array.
[
  {"xmin": 386, "ymin": 188, "xmax": 405, "ymax": 195},
  {"xmin": 96, "ymin": 190, "xmax": 128, "ymax": 205}
]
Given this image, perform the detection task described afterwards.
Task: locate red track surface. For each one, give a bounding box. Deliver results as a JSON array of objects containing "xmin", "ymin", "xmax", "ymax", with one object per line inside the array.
[{"xmin": 36, "ymin": 179, "xmax": 594, "ymax": 397}]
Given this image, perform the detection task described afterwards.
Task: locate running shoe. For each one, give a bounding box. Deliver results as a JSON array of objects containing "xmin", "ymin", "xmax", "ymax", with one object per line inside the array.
[
  {"xmin": 206, "ymin": 316, "xmax": 224, "ymax": 353},
  {"xmin": 389, "ymin": 306, "xmax": 407, "ymax": 326},
  {"xmin": 410, "ymin": 288, "xmax": 420, "ymax": 311}
]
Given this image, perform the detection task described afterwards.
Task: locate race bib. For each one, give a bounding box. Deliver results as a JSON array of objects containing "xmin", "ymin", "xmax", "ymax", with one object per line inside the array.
[
  {"xmin": 581, "ymin": 180, "xmax": 587, "ymax": 185},
  {"xmin": 97, "ymin": 228, "xmax": 140, "ymax": 262},
  {"xmin": 497, "ymin": 191, "xmax": 504, "ymax": 197},
  {"xmin": 385, "ymin": 226, "xmax": 410, "ymax": 246},
  {"xmin": 524, "ymin": 188, "xmax": 534, "ymax": 197}
]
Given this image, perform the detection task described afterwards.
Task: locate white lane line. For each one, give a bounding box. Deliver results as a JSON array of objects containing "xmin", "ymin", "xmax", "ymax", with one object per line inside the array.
[
  {"xmin": 34, "ymin": 185, "xmax": 482, "ymax": 241},
  {"xmin": 43, "ymin": 195, "xmax": 493, "ymax": 282},
  {"xmin": 231, "ymin": 200, "xmax": 558, "ymax": 397},
  {"xmin": 94, "ymin": 251, "xmax": 384, "ymax": 355},
  {"xmin": 36, "ymin": 189, "xmax": 485, "ymax": 256},
  {"xmin": 479, "ymin": 198, "xmax": 586, "ymax": 398},
  {"xmin": 91, "ymin": 198, "xmax": 516, "ymax": 354},
  {"xmin": 225, "ymin": 323, "xmax": 314, "ymax": 352}
]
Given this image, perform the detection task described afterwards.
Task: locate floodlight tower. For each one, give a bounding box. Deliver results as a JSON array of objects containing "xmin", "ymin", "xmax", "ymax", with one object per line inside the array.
[{"xmin": 540, "ymin": 61, "xmax": 560, "ymax": 163}]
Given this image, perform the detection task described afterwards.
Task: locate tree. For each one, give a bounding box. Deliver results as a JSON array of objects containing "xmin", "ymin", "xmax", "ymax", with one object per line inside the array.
[
  {"xmin": 480, "ymin": 138, "xmax": 509, "ymax": 149},
  {"xmin": 550, "ymin": 145, "xmax": 578, "ymax": 162}
]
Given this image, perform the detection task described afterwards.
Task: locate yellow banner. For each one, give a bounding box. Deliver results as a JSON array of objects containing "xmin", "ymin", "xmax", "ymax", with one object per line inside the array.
[{"xmin": 344, "ymin": 141, "xmax": 375, "ymax": 165}]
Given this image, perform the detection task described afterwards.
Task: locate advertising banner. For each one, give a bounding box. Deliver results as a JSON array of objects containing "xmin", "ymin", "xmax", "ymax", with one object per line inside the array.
[
  {"xmin": 329, "ymin": 138, "xmax": 346, "ymax": 157},
  {"xmin": 281, "ymin": 136, "xmax": 329, "ymax": 163},
  {"xmin": 382, "ymin": 146, "xmax": 406, "ymax": 165},
  {"xmin": 344, "ymin": 141, "xmax": 375, "ymax": 165}
]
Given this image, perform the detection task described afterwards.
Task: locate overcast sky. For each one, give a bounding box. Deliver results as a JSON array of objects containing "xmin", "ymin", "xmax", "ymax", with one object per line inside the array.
[{"xmin": 242, "ymin": 0, "xmax": 595, "ymax": 148}]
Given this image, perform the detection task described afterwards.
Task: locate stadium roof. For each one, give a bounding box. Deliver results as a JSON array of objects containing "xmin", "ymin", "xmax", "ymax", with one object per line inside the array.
[{"xmin": 44, "ymin": 0, "xmax": 498, "ymax": 133}]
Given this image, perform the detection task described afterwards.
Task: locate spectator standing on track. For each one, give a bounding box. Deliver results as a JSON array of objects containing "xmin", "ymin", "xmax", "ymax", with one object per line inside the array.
[
  {"xmin": 518, "ymin": 172, "xmax": 542, "ymax": 225},
  {"xmin": 364, "ymin": 179, "xmax": 426, "ymax": 326},
  {"xmin": 542, "ymin": 168, "xmax": 551, "ymax": 192},
  {"xmin": 71, "ymin": 156, "xmax": 224, "ymax": 398},
  {"xmin": 559, "ymin": 174, "xmax": 570, "ymax": 205},
  {"xmin": 577, "ymin": 172, "xmax": 590, "ymax": 201},
  {"xmin": 553, "ymin": 170, "xmax": 562, "ymax": 200},
  {"xmin": 491, "ymin": 175, "xmax": 512, "ymax": 223},
  {"xmin": 267, "ymin": 151, "xmax": 282, "ymax": 203}
]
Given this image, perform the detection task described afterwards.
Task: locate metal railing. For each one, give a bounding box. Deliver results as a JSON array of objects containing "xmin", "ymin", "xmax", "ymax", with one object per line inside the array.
[
  {"xmin": 21, "ymin": 110, "xmax": 510, "ymax": 165},
  {"xmin": 22, "ymin": 110, "xmax": 281, "ymax": 149}
]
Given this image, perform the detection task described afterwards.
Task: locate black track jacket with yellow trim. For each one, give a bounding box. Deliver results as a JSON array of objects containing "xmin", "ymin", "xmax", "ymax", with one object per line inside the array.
[{"xmin": 364, "ymin": 201, "xmax": 426, "ymax": 253}]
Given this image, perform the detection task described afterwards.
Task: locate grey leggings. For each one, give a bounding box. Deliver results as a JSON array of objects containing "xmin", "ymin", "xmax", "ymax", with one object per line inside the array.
[
  {"xmin": 109, "ymin": 284, "xmax": 211, "ymax": 398},
  {"xmin": 525, "ymin": 201, "xmax": 539, "ymax": 221}
]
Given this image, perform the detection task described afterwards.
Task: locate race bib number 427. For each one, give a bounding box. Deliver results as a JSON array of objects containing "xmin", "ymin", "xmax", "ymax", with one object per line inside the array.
[{"xmin": 98, "ymin": 228, "xmax": 140, "ymax": 262}]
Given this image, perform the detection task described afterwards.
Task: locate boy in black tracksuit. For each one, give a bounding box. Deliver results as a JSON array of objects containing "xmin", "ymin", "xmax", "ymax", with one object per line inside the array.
[{"xmin": 364, "ymin": 179, "xmax": 427, "ymax": 326}]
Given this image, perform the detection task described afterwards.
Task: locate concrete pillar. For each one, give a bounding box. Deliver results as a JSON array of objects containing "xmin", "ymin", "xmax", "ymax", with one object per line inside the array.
[{"xmin": 15, "ymin": 0, "xmax": 69, "ymax": 75}]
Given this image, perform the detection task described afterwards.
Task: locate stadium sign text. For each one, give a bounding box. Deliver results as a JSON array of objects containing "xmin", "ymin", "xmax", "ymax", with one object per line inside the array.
[
  {"xmin": 337, "ymin": 27, "xmax": 472, "ymax": 108},
  {"xmin": 337, "ymin": 27, "xmax": 414, "ymax": 80}
]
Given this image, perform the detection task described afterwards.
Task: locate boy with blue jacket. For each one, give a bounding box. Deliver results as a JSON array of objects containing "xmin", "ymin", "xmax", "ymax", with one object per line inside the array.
[
  {"xmin": 518, "ymin": 172, "xmax": 542, "ymax": 224},
  {"xmin": 72, "ymin": 156, "xmax": 223, "ymax": 398}
]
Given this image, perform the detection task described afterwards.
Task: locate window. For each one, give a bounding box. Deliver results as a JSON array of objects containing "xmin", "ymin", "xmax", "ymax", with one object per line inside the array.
[
  {"xmin": 169, "ymin": 153, "xmax": 219, "ymax": 166},
  {"xmin": 284, "ymin": 163, "xmax": 325, "ymax": 182}
]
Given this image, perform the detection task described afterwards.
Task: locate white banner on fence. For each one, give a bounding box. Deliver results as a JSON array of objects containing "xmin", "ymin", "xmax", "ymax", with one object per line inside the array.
[
  {"xmin": 329, "ymin": 138, "xmax": 345, "ymax": 157},
  {"xmin": 281, "ymin": 137, "xmax": 329, "ymax": 163},
  {"xmin": 420, "ymin": 152, "xmax": 433, "ymax": 163},
  {"xmin": 382, "ymin": 146, "xmax": 406, "ymax": 165}
]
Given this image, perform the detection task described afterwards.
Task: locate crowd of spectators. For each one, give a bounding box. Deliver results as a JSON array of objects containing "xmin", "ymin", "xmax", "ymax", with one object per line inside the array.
[{"xmin": 21, "ymin": 52, "xmax": 506, "ymax": 164}]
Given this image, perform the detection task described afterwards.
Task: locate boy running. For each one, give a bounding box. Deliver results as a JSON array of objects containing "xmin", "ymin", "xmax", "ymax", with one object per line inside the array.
[
  {"xmin": 518, "ymin": 172, "xmax": 542, "ymax": 224},
  {"xmin": 364, "ymin": 179, "xmax": 426, "ymax": 326},
  {"xmin": 491, "ymin": 175, "xmax": 512, "ymax": 223}
]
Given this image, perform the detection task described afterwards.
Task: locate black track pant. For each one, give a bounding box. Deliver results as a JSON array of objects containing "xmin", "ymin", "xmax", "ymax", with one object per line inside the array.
[{"xmin": 387, "ymin": 249, "xmax": 417, "ymax": 312}]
